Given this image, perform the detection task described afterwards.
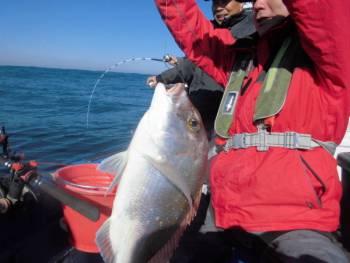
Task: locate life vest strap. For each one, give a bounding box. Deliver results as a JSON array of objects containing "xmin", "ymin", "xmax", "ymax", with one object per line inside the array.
[{"xmin": 223, "ymin": 128, "xmax": 337, "ymax": 153}]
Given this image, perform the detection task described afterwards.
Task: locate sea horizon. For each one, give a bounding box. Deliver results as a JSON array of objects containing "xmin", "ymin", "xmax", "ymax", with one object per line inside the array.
[
  {"xmin": 0, "ymin": 64, "xmax": 156, "ymax": 76},
  {"xmin": 0, "ymin": 65, "xmax": 154, "ymax": 173}
]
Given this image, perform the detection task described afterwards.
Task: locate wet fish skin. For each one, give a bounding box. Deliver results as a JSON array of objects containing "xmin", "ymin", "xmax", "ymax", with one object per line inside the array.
[{"xmin": 96, "ymin": 83, "xmax": 209, "ymax": 263}]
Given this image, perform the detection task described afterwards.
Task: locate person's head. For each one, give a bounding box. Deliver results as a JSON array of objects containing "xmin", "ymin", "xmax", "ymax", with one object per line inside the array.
[
  {"xmin": 209, "ymin": 0, "xmax": 245, "ymax": 25},
  {"xmin": 252, "ymin": 0, "xmax": 290, "ymax": 35}
]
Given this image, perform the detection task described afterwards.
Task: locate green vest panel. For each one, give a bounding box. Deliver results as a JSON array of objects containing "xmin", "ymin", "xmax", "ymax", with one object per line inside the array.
[{"xmin": 215, "ymin": 35, "xmax": 310, "ymax": 138}]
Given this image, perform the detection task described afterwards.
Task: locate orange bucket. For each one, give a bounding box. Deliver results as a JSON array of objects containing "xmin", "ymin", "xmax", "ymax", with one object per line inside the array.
[{"xmin": 53, "ymin": 163, "xmax": 116, "ymax": 253}]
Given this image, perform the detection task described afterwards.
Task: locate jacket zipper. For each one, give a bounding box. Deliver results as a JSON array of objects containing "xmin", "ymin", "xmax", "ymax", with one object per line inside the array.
[{"xmin": 299, "ymin": 155, "xmax": 326, "ymax": 208}]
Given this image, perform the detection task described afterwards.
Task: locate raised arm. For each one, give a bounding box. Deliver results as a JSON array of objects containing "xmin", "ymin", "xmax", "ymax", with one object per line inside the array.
[
  {"xmin": 155, "ymin": 0, "xmax": 237, "ymax": 87},
  {"xmin": 285, "ymin": 0, "xmax": 350, "ymax": 92}
]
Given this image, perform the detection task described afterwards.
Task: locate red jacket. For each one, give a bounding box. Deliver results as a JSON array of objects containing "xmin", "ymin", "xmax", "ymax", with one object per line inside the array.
[{"xmin": 155, "ymin": 0, "xmax": 350, "ymax": 232}]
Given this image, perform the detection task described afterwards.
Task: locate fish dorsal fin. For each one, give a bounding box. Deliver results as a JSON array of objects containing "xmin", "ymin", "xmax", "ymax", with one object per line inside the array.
[
  {"xmin": 96, "ymin": 218, "xmax": 116, "ymax": 263},
  {"xmin": 143, "ymin": 155, "xmax": 193, "ymax": 210},
  {"xmin": 98, "ymin": 151, "xmax": 128, "ymax": 193}
]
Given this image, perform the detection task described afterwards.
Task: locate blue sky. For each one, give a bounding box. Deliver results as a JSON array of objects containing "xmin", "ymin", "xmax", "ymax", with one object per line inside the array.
[{"xmin": 0, "ymin": 1, "xmax": 212, "ymax": 75}]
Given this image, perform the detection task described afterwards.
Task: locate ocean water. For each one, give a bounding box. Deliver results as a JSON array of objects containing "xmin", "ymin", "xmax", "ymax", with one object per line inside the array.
[{"xmin": 0, "ymin": 66, "xmax": 153, "ymax": 174}]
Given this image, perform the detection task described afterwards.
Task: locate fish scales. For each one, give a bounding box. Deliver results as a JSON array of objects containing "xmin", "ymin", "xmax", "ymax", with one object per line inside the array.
[{"xmin": 96, "ymin": 83, "xmax": 209, "ymax": 263}]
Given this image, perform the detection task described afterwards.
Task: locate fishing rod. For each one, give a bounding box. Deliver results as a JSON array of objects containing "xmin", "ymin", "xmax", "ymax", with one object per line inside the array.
[
  {"xmin": 86, "ymin": 0, "xmax": 202, "ymax": 129},
  {"xmin": 86, "ymin": 55, "xmax": 178, "ymax": 128},
  {"xmin": 0, "ymin": 126, "xmax": 100, "ymax": 222}
]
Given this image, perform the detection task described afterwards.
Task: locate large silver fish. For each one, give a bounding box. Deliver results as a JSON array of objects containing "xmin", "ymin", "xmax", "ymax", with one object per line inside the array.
[{"xmin": 96, "ymin": 83, "xmax": 209, "ymax": 263}]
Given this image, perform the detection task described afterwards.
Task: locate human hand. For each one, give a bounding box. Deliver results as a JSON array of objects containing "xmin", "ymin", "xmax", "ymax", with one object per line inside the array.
[
  {"xmin": 147, "ymin": 76, "xmax": 158, "ymax": 88},
  {"xmin": 164, "ymin": 54, "xmax": 178, "ymax": 66}
]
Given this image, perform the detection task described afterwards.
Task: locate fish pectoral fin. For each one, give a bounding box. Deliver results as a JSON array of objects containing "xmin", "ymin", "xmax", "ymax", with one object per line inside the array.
[
  {"xmin": 96, "ymin": 218, "xmax": 116, "ymax": 263},
  {"xmin": 144, "ymin": 155, "xmax": 193, "ymax": 209},
  {"xmin": 98, "ymin": 151, "xmax": 128, "ymax": 192}
]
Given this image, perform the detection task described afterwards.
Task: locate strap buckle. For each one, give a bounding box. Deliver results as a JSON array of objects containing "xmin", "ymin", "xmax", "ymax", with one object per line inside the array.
[
  {"xmin": 224, "ymin": 133, "xmax": 248, "ymax": 152},
  {"xmin": 223, "ymin": 130, "xmax": 315, "ymax": 152}
]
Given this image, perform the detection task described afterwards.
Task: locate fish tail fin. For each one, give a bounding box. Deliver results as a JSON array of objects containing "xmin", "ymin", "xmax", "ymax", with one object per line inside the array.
[
  {"xmin": 96, "ymin": 218, "xmax": 116, "ymax": 263},
  {"xmin": 148, "ymin": 190, "xmax": 202, "ymax": 263}
]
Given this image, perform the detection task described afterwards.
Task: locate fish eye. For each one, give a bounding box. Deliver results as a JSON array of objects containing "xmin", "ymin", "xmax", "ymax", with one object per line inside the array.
[{"xmin": 187, "ymin": 116, "xmax": 201, "ymax": 133}]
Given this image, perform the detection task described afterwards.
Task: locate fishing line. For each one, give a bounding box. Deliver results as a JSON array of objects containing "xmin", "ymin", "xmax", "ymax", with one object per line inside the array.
[
  {"xmin": 86, "ymin": 0, "xmax": 196, "ymax": 129},
  {"xmin": 86, "ymin": 57, "xmax": 169, "ymax": 128}
]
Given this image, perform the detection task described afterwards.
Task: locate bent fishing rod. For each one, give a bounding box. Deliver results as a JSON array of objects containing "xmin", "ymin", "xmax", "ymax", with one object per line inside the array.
[
  {"xmin": 86, "ymin": 54, "xmax": 187, "ymax": 128},
  {"xmin": 0, "ymin": 126, "xmax": 100, "ymax": 222}
]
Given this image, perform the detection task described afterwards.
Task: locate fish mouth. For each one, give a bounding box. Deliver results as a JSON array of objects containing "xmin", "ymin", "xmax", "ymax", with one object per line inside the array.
[
  {"xmin": 149, "ymin": 82, "xmax": 187, "ymax": 115},
  {"xmin": 149, "ymin": 83, "xmax": 179, "ymax": 113}
]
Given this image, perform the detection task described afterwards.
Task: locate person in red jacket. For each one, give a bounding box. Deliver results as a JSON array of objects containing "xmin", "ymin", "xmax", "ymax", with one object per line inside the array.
[
  {"xmin": 155, "ymin": 0, "xmax": 350, "ymax": 261},
  {"xmin": 147, "ymin": 1, "xmax": 256, "ymax": 140}
]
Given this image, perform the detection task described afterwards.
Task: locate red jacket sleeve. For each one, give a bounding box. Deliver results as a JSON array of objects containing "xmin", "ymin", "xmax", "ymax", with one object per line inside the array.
[
  {"xmin": 154, "ymin": 0, "xmax": 236, "ymax": 87},
  {"xmin": 285, "ymin": 0, "xmax": 350, "ymax": 93}
]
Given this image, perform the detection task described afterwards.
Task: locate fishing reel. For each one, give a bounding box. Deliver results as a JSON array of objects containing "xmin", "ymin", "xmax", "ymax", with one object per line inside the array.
[
  {"xmin": 0, "ymin": 126, "xmax": 39, "ymax": 213},
  {"xmin": 0, "ymin": 125, "xmax": 100, "ymax": 220},
  {"xmin": 163, "ymin": 54, "xmax": 179, "ymax": 65}
]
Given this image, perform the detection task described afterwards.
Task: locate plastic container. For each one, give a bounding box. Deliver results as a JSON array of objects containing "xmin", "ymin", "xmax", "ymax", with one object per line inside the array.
[{"xmin": 53, "ymin": 163, "xmax": 116, "ymax": 253}]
